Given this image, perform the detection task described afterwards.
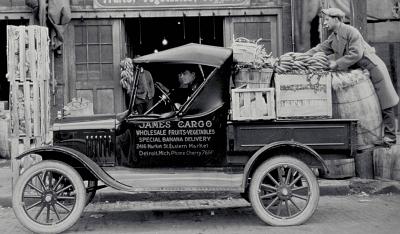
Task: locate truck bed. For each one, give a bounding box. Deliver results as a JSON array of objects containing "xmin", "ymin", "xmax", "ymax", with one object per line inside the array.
[{"xmin": 227, "ymin": 119, "xmax": 357, "ymax": 155}]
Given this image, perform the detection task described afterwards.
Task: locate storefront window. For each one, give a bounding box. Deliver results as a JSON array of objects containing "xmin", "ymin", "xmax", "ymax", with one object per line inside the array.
[{"xmin": 74, "ymin": 24, "xmax": 113, "ymax": 81}]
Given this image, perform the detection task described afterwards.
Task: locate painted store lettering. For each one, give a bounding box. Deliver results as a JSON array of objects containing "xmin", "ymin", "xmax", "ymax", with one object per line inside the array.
[
  {"xmin": 177, "ymin": 120, "xmax": 213, "ymax": 128},
  {"xmin": 168, "ymin": 129, "xmax": 215, "ymax": 135},
  {"xmin": 138, "ymin": 121, "xmax": 171, "ymax": 129},
  {"xmin": 184, "ymin": 136, "xmax": 211, "ymax": 142},
  {"xmin": 138, "ymin": 136, "xmax": 162, "ymax": 143},
  {"xmin": 136, "ymin": 129, "xmax": 167, "ymax": 136}
]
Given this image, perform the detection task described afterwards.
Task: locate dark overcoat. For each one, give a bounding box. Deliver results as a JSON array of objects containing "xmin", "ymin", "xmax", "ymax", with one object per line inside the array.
[{"xmin": 308, "ymin": 23, "xmax": 399, "ymax": 109}]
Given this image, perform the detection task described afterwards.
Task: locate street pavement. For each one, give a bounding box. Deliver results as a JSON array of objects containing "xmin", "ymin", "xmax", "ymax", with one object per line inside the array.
[
  {"xmin": 1, "ymin": 193, "xmax": 400, "ymax": 233},
  {"xmin": 1, "ymin": 159, "xmax": 400, "ymax": 233}
]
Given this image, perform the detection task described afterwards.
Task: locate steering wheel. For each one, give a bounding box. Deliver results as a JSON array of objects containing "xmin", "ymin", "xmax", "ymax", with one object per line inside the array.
[
  {"xmin": 155, "ymin": 82, "xmax": 172, "ymax": 104},
  {"xmin": 143, "ymin": 82, "xmax": 177, "ymax": 114}
]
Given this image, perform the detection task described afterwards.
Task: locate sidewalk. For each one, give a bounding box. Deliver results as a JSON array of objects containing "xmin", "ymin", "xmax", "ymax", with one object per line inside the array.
[{"xmin": 1, "ymin": 159, "xmax": 399, "ymax": 208}]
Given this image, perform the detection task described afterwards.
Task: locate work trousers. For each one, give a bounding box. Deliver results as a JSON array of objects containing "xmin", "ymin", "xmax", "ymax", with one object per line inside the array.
[{"xmin": 382, "ymin": 106, "xmax": 397, "ymax": 140}]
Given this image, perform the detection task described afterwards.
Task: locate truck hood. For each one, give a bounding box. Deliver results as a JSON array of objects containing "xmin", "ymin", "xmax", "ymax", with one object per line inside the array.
[{"xmin": 53, "ymin": 114, "xmax": 117, "ymax": 131}]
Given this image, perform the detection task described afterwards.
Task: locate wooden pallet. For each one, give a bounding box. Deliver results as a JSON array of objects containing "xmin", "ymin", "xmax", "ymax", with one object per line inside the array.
[
  {"xmin": 231, "ymin": 87, "xmax": 276, "ymax": 120},
  {"xmin": 9, "ymin": 80, "xmax": 50, "ymax": 138},
  {"xmin": 7, "ymin": 26, "xmax": 50, "ymax": 186}
]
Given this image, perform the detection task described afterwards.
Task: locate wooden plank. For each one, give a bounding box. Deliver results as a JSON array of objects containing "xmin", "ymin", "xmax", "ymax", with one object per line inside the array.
[
  {"xmin": 33, "ymin": 79, "xmax": 40, "ymax": 136},
  {"xmin": 243, "ymin": 92, "xmax": 251, "ymax": 118},
  {"xmin": 28, "ymin": 27, "xmax": 37, "ymax": 82},
  {"xmin": 10, "ymin": 81, "xmax": 19, "ymax": 137},
  {"xmin": 45, "ymin": 79, "xmax": 51, "ymax": 139},
  {"xmin": 18, "ymin": 27, "xmax": 26, "ymax": 82},
  {"xmin": 37, "ymin": 27, "xmax": 43, "ymax": 83},
  {"xmin": 7, "ymin": 26, "xmax": 15, "ymax": 82},
  {"xmin": 41, "ymin": 26, "xmax": 50, "ymax": 81},
  {"xmin": 40, "ymin": 80, "xmax": 45, "ymax": 138},
  {"xmin": 23, "ymin": 82, "xmax": 32, "ymax": 137},
  {"xmin": 10, "ymin": 137, "xmax": 20, "ymax": 189}
]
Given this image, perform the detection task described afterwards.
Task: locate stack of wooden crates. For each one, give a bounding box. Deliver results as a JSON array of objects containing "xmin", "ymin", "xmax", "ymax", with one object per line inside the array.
[{"xmin": 7, "ymin": 26, "xmax": 50, "ymax": 184}]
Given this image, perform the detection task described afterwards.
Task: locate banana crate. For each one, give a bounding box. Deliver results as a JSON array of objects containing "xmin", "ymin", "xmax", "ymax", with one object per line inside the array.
[
  {"xmin": 275, "ymin": 73, "xmax": 332, "ymax": 119},
  {"xmin": 231, "ymin": 87, "xmax": 276, "ymax": 120}
]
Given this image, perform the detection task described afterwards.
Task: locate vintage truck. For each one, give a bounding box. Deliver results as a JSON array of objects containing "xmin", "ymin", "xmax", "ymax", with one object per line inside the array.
[{"xmin": 12, "ymin": 44, "xmax": 357, "ymax": 233}]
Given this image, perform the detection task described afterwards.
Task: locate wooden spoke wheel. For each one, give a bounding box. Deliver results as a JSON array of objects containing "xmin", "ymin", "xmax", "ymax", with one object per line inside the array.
[
  {"xmin": 12, "ymin": 160, "xmax": 86, "ymax": 233},
  {"xmin": 249, "ymin": 156, "xmax": 319, "ymax": 226}
]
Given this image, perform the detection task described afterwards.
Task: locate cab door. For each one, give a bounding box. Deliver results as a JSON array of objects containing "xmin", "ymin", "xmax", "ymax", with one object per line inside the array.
[
  {"xmin": 121, "ymin": 69, "xmax": 229, "ymax": 168},
  {"xmin": 65, "ymin": 19, "xmax": 122, "ymax": 114}
]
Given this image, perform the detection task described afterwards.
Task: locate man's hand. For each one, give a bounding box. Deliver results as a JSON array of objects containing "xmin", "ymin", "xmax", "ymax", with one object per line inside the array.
[{"xmin": 329, "ymin": 60, "xmax": 338, "ymax": 70}]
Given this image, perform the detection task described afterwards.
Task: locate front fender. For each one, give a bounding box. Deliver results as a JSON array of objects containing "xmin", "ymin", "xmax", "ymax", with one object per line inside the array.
[
  {"xmin": 16, "ymin": 146, "xmax": 132, "ymax": 191},
  {"xmin": 242, "ymin": 141, "xmax": 328, "ymax": 189}
]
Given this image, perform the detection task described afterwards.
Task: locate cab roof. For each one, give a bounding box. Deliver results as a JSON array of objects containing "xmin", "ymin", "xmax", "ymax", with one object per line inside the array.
[{"xmin": 133, "ymin": 43, "xmax": 232, "ymax": 68}]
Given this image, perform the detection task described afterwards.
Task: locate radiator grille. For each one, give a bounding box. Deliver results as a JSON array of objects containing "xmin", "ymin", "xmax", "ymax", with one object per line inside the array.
[{"xmin": 85, "ymin": 131, "xmax": 115, "ymax": 166}]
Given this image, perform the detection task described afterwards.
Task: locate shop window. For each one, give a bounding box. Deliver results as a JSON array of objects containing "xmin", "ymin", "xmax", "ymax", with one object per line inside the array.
[
  {"xmin": 74, "ymin": 24, "xmax": 113, "ymax": 81},
  {"xmin": 234, "ymin": 22, "xmax": 272, "ymax": 54}
]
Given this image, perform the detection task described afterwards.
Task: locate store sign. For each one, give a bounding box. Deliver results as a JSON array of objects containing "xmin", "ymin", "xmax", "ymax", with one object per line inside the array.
[{"xmin": 94, "ymin": 0, "xmax": 250, "ymax": 8}]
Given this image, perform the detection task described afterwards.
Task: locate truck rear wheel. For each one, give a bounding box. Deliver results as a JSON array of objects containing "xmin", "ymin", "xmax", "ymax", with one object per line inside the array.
[
  {"xmin": 249, "ymin": 156, "xmax": 319, "ymax": 226},
  {"xmin": 12, "ymin": 160, "xmax": 86, "ymax": 233}
]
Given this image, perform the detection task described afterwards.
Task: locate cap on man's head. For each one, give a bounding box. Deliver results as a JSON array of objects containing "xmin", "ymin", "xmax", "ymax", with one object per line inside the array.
[{"xmin": 321, "ymin": 8, "xmax": 345, "ymax": 20}]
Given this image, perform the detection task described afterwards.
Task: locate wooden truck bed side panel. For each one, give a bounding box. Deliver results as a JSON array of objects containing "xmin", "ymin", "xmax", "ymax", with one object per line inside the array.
[{"xmin": 227, "ymin": 119, "xmax": 357, "ymax": 155}]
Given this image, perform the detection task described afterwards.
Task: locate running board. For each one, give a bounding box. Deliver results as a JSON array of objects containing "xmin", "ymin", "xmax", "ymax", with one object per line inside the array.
[{"xmin": 102, "ymin": 167, "xmax": 245, "ymax": 193}]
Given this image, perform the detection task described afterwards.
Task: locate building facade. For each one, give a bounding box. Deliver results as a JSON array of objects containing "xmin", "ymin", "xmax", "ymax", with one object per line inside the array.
[{"xmin": 0, "ymin": 0, "xmax": 293, "ymax": 116}]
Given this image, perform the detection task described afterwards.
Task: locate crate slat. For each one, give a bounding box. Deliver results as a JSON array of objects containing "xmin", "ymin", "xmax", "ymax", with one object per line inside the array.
[
  {"xmin": 10, "ymin": 137, "xmax": 19, "ymax": 189},
  {"xmin": 40, "ymin": 80, "xmax": 45, "ymax": 137},
  {"xmin": 18, "ymin": 27, "xmax": 26, "ymax": 82},
  {"xmin": 23, "ymin": 82, "xmax": 32, "ymax": 137},
  {"xmin": 232, "ymin": 88, "xmax": 276, "ymax": 120},
  {"xmin": 28, "ymin": 27, "xmax": 37, "ymax": 82}
]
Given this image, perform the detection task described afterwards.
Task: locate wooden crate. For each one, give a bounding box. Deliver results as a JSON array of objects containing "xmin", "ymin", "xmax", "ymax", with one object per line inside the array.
[
  {"xmin": 234, "ymin": 68, "xmax": 273, "ymax": 88},
  {"xmin": 231, "ymin": 87, "xmax": 276, "ymax": 120},
  {"xmin": 275, "ymin": 73, "xmax": 332, "ymax": 118},
  {"xmin": 7, "ymin": 25, "xmax": 50, "ymax": 186}
]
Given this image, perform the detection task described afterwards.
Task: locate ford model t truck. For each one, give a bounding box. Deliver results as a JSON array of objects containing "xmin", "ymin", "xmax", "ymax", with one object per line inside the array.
[{"xmin": 12, "ymin": 44, "xmax": 357, "ymax": 233}]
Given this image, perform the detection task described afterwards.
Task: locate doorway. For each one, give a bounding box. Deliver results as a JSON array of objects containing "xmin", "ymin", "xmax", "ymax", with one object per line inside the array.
[
  {"xmin": 0, "ymin": 20, "xmax": 29, "ymax": 102},
  {"xmin": 123, "ymin": 16, "xmax": 224, "ymax": 57}
]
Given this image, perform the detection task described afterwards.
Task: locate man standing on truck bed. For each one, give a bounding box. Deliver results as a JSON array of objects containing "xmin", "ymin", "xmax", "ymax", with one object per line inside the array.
[{"xmin": 306, "ymin": 8, "xmax": 399, "ymax": 146}]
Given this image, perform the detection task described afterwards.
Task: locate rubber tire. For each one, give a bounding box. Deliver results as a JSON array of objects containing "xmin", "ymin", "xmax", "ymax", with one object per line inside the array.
[
  {"xmin": 12, "ymin": 160, "xmax": 86, "ymax": 234},
  {"xmin": 249, "ymin": 156, "xmax": 319, "ymax": 226}
]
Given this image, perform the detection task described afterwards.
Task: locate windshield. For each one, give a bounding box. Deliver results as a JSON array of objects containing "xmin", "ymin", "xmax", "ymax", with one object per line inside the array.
[{"xmin": 122, "ymin": 63, "xmax": 216, "ymax": 118}]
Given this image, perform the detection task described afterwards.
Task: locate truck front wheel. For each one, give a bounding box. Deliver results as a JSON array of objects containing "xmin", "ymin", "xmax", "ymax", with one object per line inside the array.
[
  {"xmin": 12, "ymin": 160, "xmax": 86, "ymax": 233},
  {"xmin": 249, "ymin": 156, "xmax": 319, "ymax": 226}
]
